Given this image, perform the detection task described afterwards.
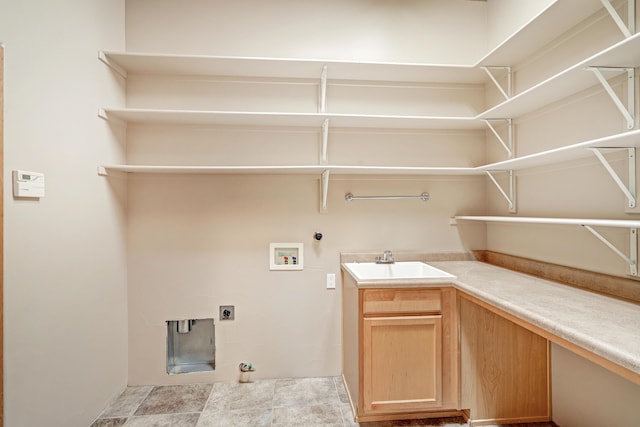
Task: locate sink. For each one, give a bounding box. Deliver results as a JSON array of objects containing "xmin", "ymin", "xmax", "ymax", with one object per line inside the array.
[{"xmin": 342, "ymin": 261, "xmax": 456, "ymax": 282}]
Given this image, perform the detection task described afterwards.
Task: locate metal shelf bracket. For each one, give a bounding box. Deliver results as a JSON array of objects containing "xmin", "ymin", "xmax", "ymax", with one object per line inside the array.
[
  {"xmin": 486, "ymin": 170, "xmax": 516, "ymax": 213},
  {"xmin": 600, "ymin": 0, "xmax": 635, "ymax": 38},
  {"xmin": 585, "ymin": 67, "xmax": 635, "ymax": 129},
  {"xmin": 589, "ymin": 147, "xmax": 636, "ymax": 208},
  {"xmin": 320, "ymin": 169, "xmax": 330, "ymax": 213},
  {"xmin": 582, "ymin": 225, "xmax": 638, "ymax": 276},
  {"xmin": 484, "ymin": 118, "xmax": 514, "ymax": 158},
  {"xmin": 319, "ymin": 64, "xmax": 328, "ymax": 113},
  {"xmin": 481, "ymin": 66, "xmax": 512, "ymax": 100},
  {"xmin": 321, "ymin": 119, "xmax": 329, "ymax": 164}
]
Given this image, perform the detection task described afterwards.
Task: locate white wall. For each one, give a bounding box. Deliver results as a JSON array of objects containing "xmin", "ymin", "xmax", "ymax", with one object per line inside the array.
[{"xmin": 0, "ymin": 1, "xmax": 128, "ymax": 426}]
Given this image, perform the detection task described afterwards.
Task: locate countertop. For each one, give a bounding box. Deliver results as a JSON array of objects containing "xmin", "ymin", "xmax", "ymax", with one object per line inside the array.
[{"xmin": 341, "ymin": 260, "xmax": 640, "ymax": 379}]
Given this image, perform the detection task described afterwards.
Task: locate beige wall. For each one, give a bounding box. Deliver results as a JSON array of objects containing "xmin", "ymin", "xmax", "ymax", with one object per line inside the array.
[
  {"xmin": 123, "ymin": 0, "xmax": 495, "ymax": 386},
  {"xmin": 485, "ymin": 3, "xmax": 640, "ymax": 277},
  {"xmin": 552, "ymin": 344, "xmax": 640, "ymax": 427},
  {"xmin": 2, "ymin": 0, "xmax": 638, "ymax": 424},
  {"xmin": 0, "ymin": 1, "xmax": 128, "ymax": 426},
  {"xmin": 483, "ymin": 3, "xmax": 640, "ymax": 425},
  {"xmin": 127, "ymin": 174, "xmax": 485, "ymax": 384},
  {"xmin": 125, "ymin": 0, "xmax": 489, "ymax": 64},
  {"xmin": 485, "ymin": 0, "xmax": 555, "ymax": 52}
]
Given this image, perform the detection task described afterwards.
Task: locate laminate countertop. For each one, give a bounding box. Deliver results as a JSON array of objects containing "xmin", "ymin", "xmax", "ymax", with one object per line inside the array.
[{"xmin": 342, "ymin": 260, "xmax": 640, "ymax": 382}]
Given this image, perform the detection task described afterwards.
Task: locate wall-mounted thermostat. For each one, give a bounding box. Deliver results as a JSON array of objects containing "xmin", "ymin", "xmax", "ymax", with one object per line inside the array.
[{"xmin": 13, "ymin": 170, "xmax": 45, "ymax": 198}]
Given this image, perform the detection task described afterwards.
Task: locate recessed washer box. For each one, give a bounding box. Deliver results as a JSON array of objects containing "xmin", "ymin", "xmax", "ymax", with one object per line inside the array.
[{"xmin": 13, "ymin": 170, "xmax": 45, "ymax": 198}]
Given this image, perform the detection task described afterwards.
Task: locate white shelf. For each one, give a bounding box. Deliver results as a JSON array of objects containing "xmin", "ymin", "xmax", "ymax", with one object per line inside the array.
[
  {"xmin": 99, "ymin": 51, "xmax": 486, "ymax": 84},
  {"xmin": 480, "ymin": 129, "xmax": 640, "ymax": 171},
  {"xmin": 476, "ymin": 0, "xmax": 606, "ymax": 67},
  {"xmin": 98, "ymin": 165, "xmax": 482, "ymax": 176},
  {"xmin": 478, "ymin": 32, "xmax": 640, "ymax": 119},
  {"xmin": 99, "ymin": 108, "xmax": 485, "ymax": 130},
  {"xmin": 100, "ymin": 129, "xmax": 640, "ymax": 177},
  {"xmin": 454, "ymin": 216, "xmax": 640, "ymax": 229},
  {"xmin": 100, "ymin": 33, "xmax": 640, "ymax": 129}
]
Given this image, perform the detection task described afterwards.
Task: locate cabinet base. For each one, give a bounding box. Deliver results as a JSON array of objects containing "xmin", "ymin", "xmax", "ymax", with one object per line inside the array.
[
  {"xmin": 355, "ymin": 410, "xmax": 463, "ymax": 423},
  {"xmin": 462, "ymin": 410, "xmax": 552, "ymax": 426}
]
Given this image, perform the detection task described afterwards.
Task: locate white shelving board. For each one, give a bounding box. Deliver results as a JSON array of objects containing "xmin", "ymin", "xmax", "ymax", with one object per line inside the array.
[
  {"xmin": 476, "ymin": 0, "xmax": 608, "ymax": 67},
  {"xmin": 480, "ymin": 129, "xmax": 640, "ymax": 171},
  {"xmin": 98, "ymin": 108, "xmax": 485, "ymax": 130},
  {"xmin": 98, "ymin": 165, "xmax": 483, "ymax": 176},
  {"xmin": 99, "ymin": 128, "xmax": 640, "ymax": 176},
  {"xmin": 454, "ymin": 215, "xmax": 640, "ymax": 229},
  {"xmin": 99, "ymin": 51, "xmax": 486, "ymax": 84},
  {"xmin": 478, "ymin": 32, "xmax": 640, "ymax": 119}
]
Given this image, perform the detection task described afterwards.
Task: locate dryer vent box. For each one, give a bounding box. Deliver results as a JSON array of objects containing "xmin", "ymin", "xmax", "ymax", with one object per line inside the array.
[{"xmin": 13, "ymin": 170, "xmax": 45, "ymax": 198}]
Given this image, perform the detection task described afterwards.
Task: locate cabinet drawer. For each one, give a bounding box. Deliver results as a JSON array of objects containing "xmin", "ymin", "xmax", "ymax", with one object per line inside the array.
[{"xmin": 362, "ymin": 289, "xmax": 441, "ymax": 315}]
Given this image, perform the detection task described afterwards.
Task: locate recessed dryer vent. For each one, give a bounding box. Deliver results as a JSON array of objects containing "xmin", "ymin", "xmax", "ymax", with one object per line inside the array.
[{"xmin": 166, "ymin": 318, "xmax": 215, "ymax": 374}]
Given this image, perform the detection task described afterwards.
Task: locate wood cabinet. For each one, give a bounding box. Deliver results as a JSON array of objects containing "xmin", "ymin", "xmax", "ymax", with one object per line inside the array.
[
  {"xmin": 342, "ymin": 274, "xmax": 459, "ymax": 422},
  {"xmin": 459, "ymin": 294, "xmax": 551, "ymax": 426},
  {"xmin": 362, "ymin": 314, "xmax": 442, "ymax": 413}
]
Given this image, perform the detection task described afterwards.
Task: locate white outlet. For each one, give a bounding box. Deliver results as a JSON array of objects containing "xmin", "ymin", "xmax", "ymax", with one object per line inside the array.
[{"xmin": 326, "ymin": 273, "xmax": 336, "ymax": 289}]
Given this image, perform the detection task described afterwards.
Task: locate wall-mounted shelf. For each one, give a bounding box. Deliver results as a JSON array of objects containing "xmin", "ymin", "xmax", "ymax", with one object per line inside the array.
[
  {"xmin": 97, "ymin": 165, "xmax": 482, "ymax": 176},
  {"xmin": 100, "ymin": 31, "xmax": 640, "ymax": 129},
  {"xmin": 480, "ymin": 129, "xmax": 640, "ymax": 171},
  {"xmin": 99, "ymin": 51, "xmax": 486, "ymax": 84},
  {"xmin": 98, "ymin": 108, "xmax": 484, "ymax": 130},
  {"xmin": 98, "ymin": 1, "xmax": 638, "ymax": 219},
  {"xmin": 454, "ymin": 215, "xmax": 639, "ymax": 276},
  {"xmin": 453, "ymin": 215, "xmax": 640, "ymax": 228},
  {"xmin": 478, "ymin": 32, "xmax": 640, "ymax": 119},
  {"xmin": 475, "ymin": 0, "xmax": 607, "ymax": 67}
]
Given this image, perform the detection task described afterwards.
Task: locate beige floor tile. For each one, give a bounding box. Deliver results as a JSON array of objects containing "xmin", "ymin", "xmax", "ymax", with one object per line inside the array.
[
  {"xmin": 123, "ymin": 412, "xmax": 200, "ymax": 427},
  {"xmin": 196, "ymin": 407, "xmax": 272, "ymax": 427},
  {"xmin": 134, "ymin": 384, "xmax": 212, "ymax": 416}
]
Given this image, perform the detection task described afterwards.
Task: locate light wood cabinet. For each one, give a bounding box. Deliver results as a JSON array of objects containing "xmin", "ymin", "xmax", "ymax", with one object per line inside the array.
[
  {"xmin": 342, "ymin": 273, "xmax": 459, "ymax": 422},
  {"xmin": 362, "ymin": 314, "xmax": 442, "ymax": 413},
  {"xmin": 459, "ymin": 294, "xmax": 550, "ymax": 426}
]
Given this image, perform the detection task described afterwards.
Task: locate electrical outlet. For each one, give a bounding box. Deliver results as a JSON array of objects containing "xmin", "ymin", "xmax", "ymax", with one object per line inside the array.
[{"xmin": 219, "ymin": 305, "xmax": 235, "ymax": 320}]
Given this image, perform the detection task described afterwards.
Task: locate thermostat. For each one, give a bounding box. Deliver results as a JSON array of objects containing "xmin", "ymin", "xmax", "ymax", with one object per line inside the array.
[{"xmin": 13, "ymin": 170, "xmax": 45, "ymax": 198}]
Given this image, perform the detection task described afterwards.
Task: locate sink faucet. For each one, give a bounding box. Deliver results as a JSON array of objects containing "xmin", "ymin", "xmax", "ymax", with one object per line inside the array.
[{"xmin": 375, "ymin": 250, "xmax": 395, "ymax": 264}]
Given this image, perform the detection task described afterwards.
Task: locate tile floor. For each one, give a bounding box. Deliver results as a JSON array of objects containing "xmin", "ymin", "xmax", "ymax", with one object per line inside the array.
[{"xmin": 91, "ymin": 377, "xmax": 558, "ymax": 427}]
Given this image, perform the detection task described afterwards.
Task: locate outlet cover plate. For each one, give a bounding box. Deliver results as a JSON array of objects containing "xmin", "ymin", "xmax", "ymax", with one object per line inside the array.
[{"xmin": 219, "ymin": 305, "xmax": 235, "ymax": 321}]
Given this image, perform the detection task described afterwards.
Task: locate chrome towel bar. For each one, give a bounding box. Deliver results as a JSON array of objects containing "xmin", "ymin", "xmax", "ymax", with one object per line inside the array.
[{"xmin": 345, "ymin": 192, "xmax": 429, "ymax": 202}]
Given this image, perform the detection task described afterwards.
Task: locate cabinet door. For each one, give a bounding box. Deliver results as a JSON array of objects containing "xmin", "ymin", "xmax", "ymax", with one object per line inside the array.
[
  {"xmin": 362, "ymin": 315, "xmax": 442, "ymax": 414},
  {"xmin": 460, "ymin": 297, "xmax": 550, "ymax": 424}
]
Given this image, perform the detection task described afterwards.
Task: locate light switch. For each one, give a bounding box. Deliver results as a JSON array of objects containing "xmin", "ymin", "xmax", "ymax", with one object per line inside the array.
[{"xmin": 326, "ymin": 273, "xmax": 336, "ymax": 289}]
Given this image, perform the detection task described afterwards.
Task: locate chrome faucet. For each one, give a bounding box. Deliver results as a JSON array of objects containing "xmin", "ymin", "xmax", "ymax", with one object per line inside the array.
[{"xmin": 375, "ymin": 250, "xmax": 395, "ymax": 264}]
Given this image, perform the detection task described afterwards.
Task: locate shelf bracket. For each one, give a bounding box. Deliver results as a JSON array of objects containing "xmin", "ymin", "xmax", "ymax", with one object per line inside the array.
[
  {"xmin": 319, "ymin": 64, "xmax": 328, "ymax": 113},
  {"xmin": 582, "ymin": 225, "xmax": 637, "ymax": 276},
  {"xmin": 98, "ymin": 51, "xmax": 127, "ymax": 79},
  {"xmin": 585, "ymin": 67, "xmax": 635, "ymax": 129},
  {"xmin": 97, "ymin": 108, "xmax": 127, "ymax": 127},
  {"xmin": 486, "ymin": 170, "xmax": 516, "ymax": 213},
  {"xmin": 589, "ymin": 147, "xmax": 636, "ymax": 208},
  {"xmin": 484, "ymin": 118, "xmax": 514, "ymax": 158},
  {"xmin": 320, "ymin": 169, "xmax": 330, "ymax": 213},
  {"xmin": 481, "ymin": 66, "xmax": 512, "ymax": 100},
  {"xmin": 600, "ymin": 0, "xmax": 635, "ymax": 38},
  {"xmin": 321, "ymin": 118, "xmax": 329, "ymax": 164}
]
